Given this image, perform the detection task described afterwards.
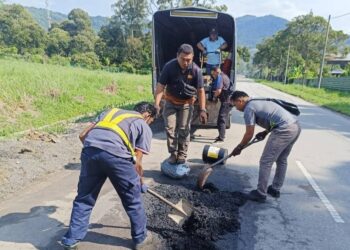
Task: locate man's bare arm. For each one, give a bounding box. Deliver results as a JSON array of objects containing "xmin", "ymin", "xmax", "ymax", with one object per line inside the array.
[
  {"xmin": 135, "ymin": 149, "xmax": 144, "ymax": 183},
  {"xmin": 239, "ymin": 125, "xmax": 255, "ymax": 146},
  {"xmin": 79, "ymin": 122, "xmax": 95, "ymax": 144}
]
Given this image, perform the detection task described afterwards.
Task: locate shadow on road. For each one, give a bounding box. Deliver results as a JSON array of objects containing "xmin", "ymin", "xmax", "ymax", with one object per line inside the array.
[
  {"xmin": 0, "ymin": 206, "xmax": 65, "ymax": 250},
  {"xmin": 64, "ymin": 162, "xmax": 81, "ymax": 170}
]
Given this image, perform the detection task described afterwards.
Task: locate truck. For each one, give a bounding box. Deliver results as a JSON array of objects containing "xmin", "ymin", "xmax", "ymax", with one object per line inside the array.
[{"xmin": 152, "ymin": 7, "xmax": 236, "ymax": 129}]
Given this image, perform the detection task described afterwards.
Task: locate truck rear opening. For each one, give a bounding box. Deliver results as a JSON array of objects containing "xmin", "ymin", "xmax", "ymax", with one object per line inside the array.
[{"xmin": 152, "ymin": 7, "xmax": 236, "ymax": 128}]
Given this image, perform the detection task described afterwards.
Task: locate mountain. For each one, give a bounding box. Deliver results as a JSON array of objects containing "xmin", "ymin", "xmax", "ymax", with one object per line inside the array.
[
  {"xmin": 25, "ymin": 7, "xmax": 109, "ymax": 33},
  {"xmin": 25, "ymin": 6, "xmax": 289, "ymax": 48},
  {"xmin": 236, "ymin": 15, "xmax": 288, "ymax": 48}
]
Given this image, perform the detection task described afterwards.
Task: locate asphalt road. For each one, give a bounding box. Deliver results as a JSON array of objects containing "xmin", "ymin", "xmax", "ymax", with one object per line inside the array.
[{"xmin": 0, "ymin": 76, "xmax": 349, "ymax": 250}]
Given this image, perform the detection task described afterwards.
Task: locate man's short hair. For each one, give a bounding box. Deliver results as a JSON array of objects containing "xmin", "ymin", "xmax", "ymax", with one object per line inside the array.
[
  {"xmin": 211, "ymin": 66, "xmax": 221, "ymax": 72},
  {"xmin": 230, "ymin": 91, "xmax": 249, "ymax": 101},
  {"xmin": 134, "ymin": 102, "xmax": 157, "ymax": 118},
  {"xmin": 177, "ymin": 44, "xmax": 194, "ymax": 55}
]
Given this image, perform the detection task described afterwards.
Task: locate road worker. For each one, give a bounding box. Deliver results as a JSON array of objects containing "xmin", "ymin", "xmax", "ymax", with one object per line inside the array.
[
  {"xmin": 61, "ymin": 102, "xmax": 157, "ymax": 250},
  {"xmin": 230, "ymin": 91, "xmax": 301, "ymax": 202},
  {"xmin": 154, "ymin": 44, "xmax": 207, "ymax": 165},
  {"xmin": 210, "ymin": 66, "xmax": 234, "ymax": 143}
]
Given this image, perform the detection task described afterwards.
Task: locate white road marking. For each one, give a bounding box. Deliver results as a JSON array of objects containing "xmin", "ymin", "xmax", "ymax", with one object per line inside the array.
[{"xmin": 296, "ymin": 160, "xmax": 345, "ymax": 223}]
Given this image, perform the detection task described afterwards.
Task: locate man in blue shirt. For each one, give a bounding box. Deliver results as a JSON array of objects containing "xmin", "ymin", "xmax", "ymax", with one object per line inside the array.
[
  {"xmin": 210, "ymin": 66, "xmax": 233, "ymax": 143},
  {"xmin": 197, "ymin": 28, "xmax": 227, "ymax": 75},
  {"xmin": 230, "ymin": 91, "xmax": 301, "ymax": 203},
  {"xmin": 61, "ymin": 102, "xmax": 157, "ymax": 250}
]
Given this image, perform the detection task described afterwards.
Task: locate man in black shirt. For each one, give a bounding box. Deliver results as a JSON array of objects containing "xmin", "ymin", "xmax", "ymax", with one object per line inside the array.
[{"xmin": 154, "ymin": 44, "xmax": 207, "ymax": 164}]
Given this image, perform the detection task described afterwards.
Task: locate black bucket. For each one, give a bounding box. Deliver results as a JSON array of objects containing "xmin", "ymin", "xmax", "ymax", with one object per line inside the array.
[{"xmin": 202, "ymin": 145, "xmax": 228, "ymax": 165}]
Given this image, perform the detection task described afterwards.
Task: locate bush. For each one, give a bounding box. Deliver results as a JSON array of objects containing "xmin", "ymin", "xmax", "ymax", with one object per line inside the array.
[
  {"xmin": 23, "ymin": 53, "xmax": 46, "ymax": 64},
  {"xmin": 71, "ymin": 52, "xmax": 101, "ymax": 70},
  {"xmin": 120, "ymin": 62, "xmax": 135, "ymax": 74},
  {"xmin": 48, "ymin": 55, "xmax": 71, "ymax": 67},
  {"xmin": 0, "ymin": 46, "xmax": 18, "ymax": 56}
]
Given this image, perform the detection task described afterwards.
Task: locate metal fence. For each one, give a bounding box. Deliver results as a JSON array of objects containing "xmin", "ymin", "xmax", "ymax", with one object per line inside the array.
[{"xmin": 293, "ymin": 77, "xmax": 350, "ymax": 91}]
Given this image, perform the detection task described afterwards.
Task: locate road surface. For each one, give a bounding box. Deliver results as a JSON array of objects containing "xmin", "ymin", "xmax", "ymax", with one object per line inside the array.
[{"xmin": 0, "ymin": 76, "xmax": 349, "ymax": 250}]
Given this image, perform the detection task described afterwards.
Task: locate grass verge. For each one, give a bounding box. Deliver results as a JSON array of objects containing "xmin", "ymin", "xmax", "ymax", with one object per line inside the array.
[
  {"xmin": 257, "ymin": 80, "xmax": 350, "ymax": 116},
  {"xmin": 0, "ymin": 58, "xmax": 153, "ymax": 137}
]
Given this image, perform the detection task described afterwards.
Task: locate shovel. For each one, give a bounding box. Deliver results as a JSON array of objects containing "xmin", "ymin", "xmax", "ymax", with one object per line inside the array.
[
  {"xmin": 147, "ymin": 188, "xmax": 193, "ymax": 226},
  {"xmin": 197, "ymin": 136, "xmax": 263, "ymax": 189}
]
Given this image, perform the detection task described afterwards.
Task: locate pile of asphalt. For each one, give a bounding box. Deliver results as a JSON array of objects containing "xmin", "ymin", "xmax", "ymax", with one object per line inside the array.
[{"xmin": 144, "ymin": 183, "xmax": 246, "ymax": 250}]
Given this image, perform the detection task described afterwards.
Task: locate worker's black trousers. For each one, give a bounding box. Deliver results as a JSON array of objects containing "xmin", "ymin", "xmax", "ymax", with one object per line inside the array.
[{"xmin": 217, "ymin": 102, "xmax": 232, "ymax": 140}]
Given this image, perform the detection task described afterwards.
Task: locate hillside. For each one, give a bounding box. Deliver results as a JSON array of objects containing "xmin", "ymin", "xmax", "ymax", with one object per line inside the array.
[
  {"xmin": 25, "ymin": 6, "xmax": 288, "ymax": 48},
  {"xmin": 236, "ymin": 15, "xmax": 288, "ymax": 48},
  {"xmin": 25, "ymin": 7, "xmax": 109, "ymax": 33},
  {"xmin": 0, "ymin": 58, "xmax": 152, "ymax": 136}
]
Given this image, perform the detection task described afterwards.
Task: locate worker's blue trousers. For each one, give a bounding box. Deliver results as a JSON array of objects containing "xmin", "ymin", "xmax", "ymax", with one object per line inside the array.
[{"xmin": 61, "ymin": 147, "xmax": 147, "ymax": 246}]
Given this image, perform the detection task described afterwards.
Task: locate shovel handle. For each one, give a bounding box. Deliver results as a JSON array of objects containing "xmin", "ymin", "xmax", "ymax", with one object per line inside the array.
[
  {"xmin": 209, "ymin": 136, "xmax": 262, "ymax": 168},
  {"xmin": 209, "ymin": 152, "xmax": 233, "ymax": 168},
  {"xmin": 147, "ymin": 188, "xmax": 187, "ymax": 216}
]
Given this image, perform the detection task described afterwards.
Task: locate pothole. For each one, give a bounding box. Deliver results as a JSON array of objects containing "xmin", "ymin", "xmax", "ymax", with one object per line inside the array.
[{"xmin": 144, "ymin": 183, "xmax": 246, "ymax": 249}]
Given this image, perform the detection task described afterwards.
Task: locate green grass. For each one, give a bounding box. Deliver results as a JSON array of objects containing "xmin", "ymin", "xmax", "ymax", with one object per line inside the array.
[
  {"xmin": 0, "ymin": 58, "xmax": 152, "ymax": 137},
  {"xmin": 257, "ymin": 79, "xmax": 350, "ymax": 116}
]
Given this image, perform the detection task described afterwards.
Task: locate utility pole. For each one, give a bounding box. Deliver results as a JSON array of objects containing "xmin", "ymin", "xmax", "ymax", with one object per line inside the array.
[
  {"xmin": 45, "ymin": 0, "xmax": 51, "ymax": 29},
  {"xmin": 284, "ymin": 43, "xmax": 291, "ymax": 84},
  {"xmin": 317, "ymin": 15, "xmax": 331, "ymax": 89}
]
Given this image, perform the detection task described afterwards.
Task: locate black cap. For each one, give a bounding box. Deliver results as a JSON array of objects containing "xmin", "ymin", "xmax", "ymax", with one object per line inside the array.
[{"xmin": 209, "ymin": 28, "xmax": 218, "ymax": 34}]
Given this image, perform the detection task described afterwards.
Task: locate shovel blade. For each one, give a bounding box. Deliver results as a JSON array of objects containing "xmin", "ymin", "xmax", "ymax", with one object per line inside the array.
[
  {"xmin": 167, "ymin": 199, "xmax": 193, "ymax": 226},
  {"xmin": 168, "ymin": 211, "xmax": 187, "ymax": 226},
  {"xmin": 175, "ymin": 198, "xmax": 193, "ymax": 216},
  {"xmin": 197, "ymin": 166, "xmax": 213, "ymax": 189}
]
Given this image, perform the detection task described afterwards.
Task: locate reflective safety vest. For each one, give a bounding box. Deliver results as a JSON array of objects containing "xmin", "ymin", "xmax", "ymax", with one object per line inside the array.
[{"xmin": 95, "ymin": 108, "xmax": 143, "ymax": 163}]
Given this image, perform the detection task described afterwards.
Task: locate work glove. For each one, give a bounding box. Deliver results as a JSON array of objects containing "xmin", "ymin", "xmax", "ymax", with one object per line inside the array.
[
  {"xmin": 256, "ymin": 130, "xmax": 269, "ymax": 141},
  {"xmin": 203, "ymin": 49, "xmax": 208, "ymax": 56},
  {"xmin": 141, "ymin": 184, "xmax": 148, "ymax": 193},
  {"xmin": 215, "ymin": 49, "xmax": 221, "ymax": 54},
  {"xmin": 232, "ymin": 144, "xmax": 244, "ymax": 156},
  {"xmin": 199, "ymin": 110, "xmax": 208, "ymax": 124}
]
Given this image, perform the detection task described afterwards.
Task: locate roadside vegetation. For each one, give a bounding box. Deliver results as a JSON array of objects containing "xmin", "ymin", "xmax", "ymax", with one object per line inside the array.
[
  {"xmin": 0, "ymin": 58, "xmax": 152, "ymax": 137},
  {"xmin": 258, "ymin": 80, "xmax": 350, "ymax": 116},
  {"xmin": 250, "ymin": 13, "xmax": 350, "ymax": 81}
]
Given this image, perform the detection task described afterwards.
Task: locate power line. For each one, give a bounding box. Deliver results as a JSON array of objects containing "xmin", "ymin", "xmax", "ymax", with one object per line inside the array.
[{"xmin": 332, "ymin": 12, "xmax": 350, "ymax": 19}]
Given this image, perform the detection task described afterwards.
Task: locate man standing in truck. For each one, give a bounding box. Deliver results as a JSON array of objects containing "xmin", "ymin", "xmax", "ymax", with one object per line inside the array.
[
  {"xmin": 154, "ymin": 44, "xmax": 207, "ymax": 164},
  {"xmin": 197, "ymin": 28, "xmax": 227, "ymax": 75}
]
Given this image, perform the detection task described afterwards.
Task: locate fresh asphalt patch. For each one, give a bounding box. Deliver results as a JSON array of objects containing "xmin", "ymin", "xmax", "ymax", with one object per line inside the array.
[{"xmin": 144, "ymin": 182, "xmax": 247, "ymax": 249}]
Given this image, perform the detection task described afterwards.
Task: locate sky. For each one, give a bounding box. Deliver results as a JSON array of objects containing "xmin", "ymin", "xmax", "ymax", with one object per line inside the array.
[{"xmin": 6, "ymin": 0, "xmax": 350, "ymax": 33}]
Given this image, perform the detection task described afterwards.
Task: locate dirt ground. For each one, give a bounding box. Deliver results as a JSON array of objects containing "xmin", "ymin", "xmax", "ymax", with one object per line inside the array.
[{"xmin": 0, "ymin": 123, "xmax": 84, "ymax": 200}]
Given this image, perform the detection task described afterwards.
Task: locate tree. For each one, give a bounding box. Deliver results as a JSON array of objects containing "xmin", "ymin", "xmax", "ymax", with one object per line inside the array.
[
  {"xmin": 46, "ymin": 28, "xmax": 70, "ymax": 56},
  {"xmin": 96, "ymin": 16, "xmax": 127, "ymax": 65},
  {"xmin": 57, "ymin": 9, "xmax": 97, "ymax": 55},
  {"xmin": 253, "ymin": 13, "xmax": 349, "ymax": 80},
  {"xmin": 69, "ymin": 31, "xmax": 96, "ymax": 55},
  {"xmin": 60, "ymin": 8, "xmax": 93, "ymax": 37},
  {"xmin": 237, "ymin": 46, "xmax": 250, "ymax": 62},
  {"xmin": 0, "ymin": 4, "xmax": 47, "ymax": 54},
  {"xmin": 113, "ymin": 0, "xmax": 148, "ymax": 38}
]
